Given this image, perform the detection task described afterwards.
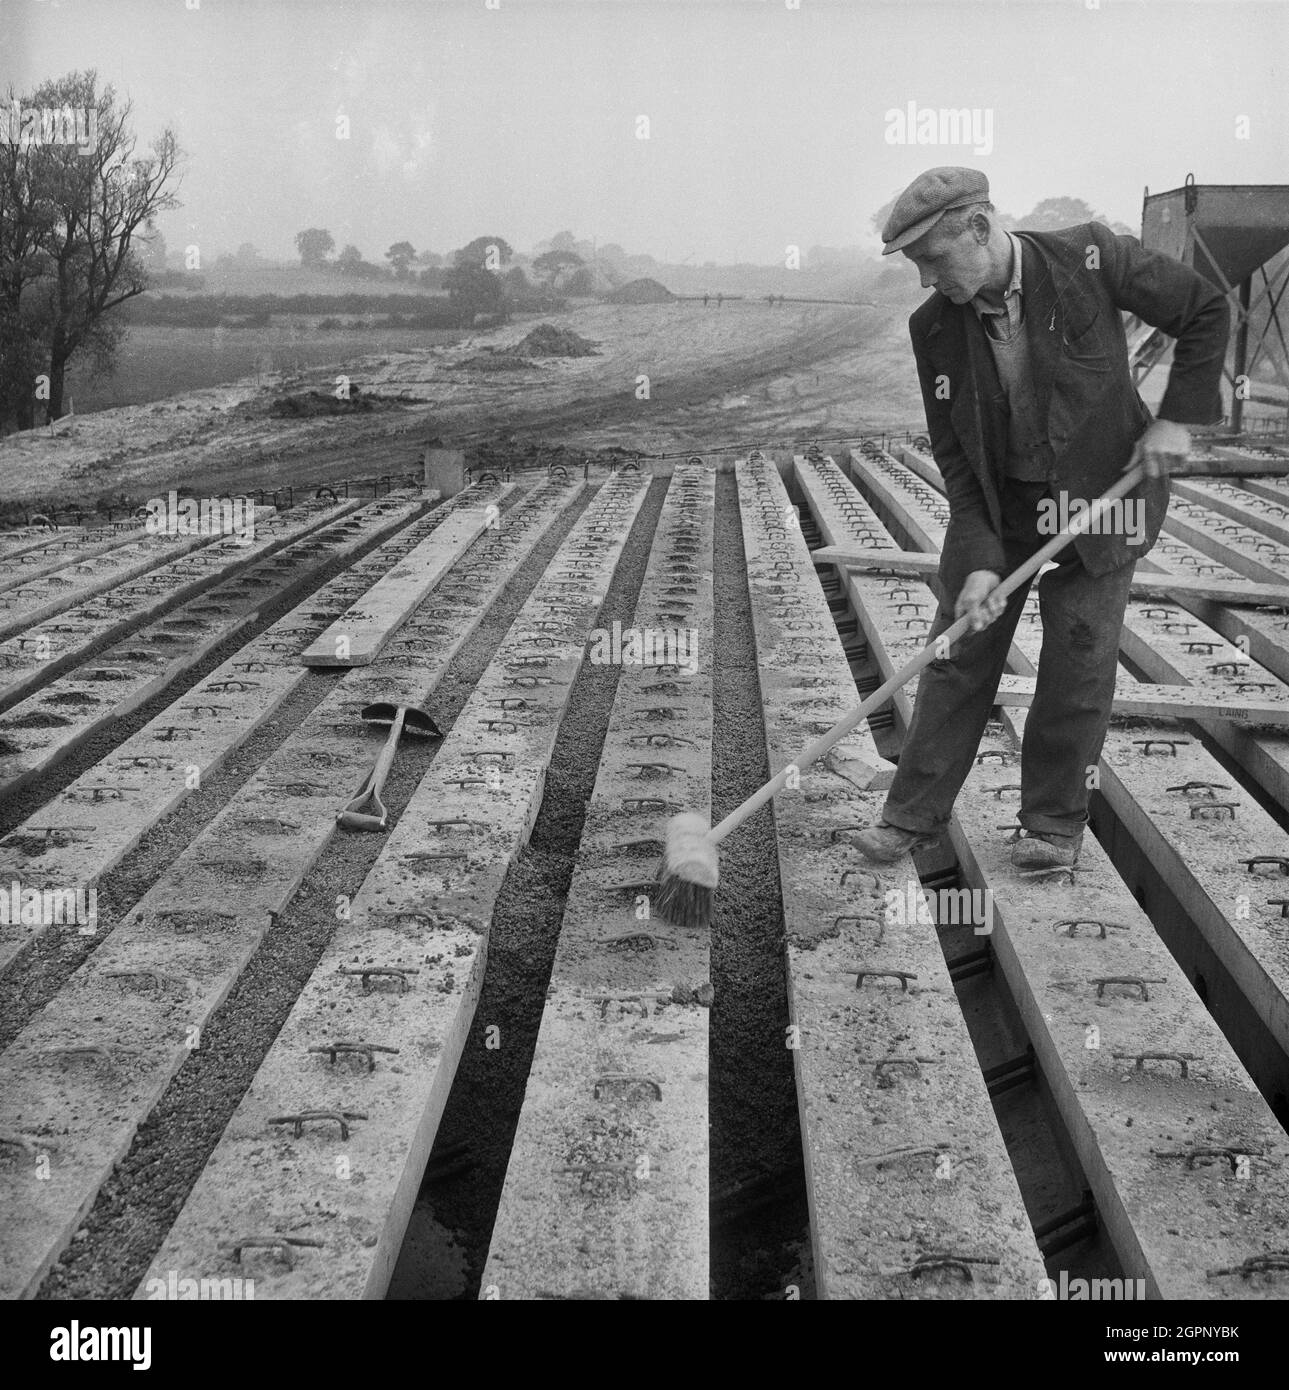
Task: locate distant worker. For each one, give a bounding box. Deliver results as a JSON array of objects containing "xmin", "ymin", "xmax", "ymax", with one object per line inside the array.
[
  {"xmin": 703, "ymin": 293, "xmax": 709, "ymax": 307},
  {"xmin": 854, "ymin": 166, "xmax": 1228, "ymax": 871},
  {"xmin": 716, "ymin": 293, "xmax": 723, "ymax": 309}
]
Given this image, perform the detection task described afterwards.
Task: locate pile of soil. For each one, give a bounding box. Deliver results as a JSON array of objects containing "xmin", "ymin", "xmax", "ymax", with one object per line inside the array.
[
  {"xmin": 605, "ymin": 277, "xmax": 675, "ymax": 304},
  {"xmin": 511, "ymin": 323, "xmax": 600, "ymax": 358},
  {"xmin": 267, "ymin": 388, "xmax": 375, "ymax": 418}
]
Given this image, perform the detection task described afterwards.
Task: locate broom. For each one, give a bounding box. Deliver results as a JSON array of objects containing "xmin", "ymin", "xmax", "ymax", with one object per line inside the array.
[{"xmin": 654, "ymin": 461, "xmax": 1150, "ymax": 929}]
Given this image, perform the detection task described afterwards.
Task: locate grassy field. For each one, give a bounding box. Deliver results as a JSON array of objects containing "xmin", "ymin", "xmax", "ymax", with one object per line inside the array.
[
  {"xmin": 65, "ymin": 323, "xmax": 464, "ymax": 412},
  {"xmin": 157, "ymin": 263, "xmax": 447, "ymax": 297}
]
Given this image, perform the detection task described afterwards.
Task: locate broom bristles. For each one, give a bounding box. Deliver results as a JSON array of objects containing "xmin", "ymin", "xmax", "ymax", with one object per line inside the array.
[
  {"xmin": 654, "ymin": 877, "xmax": 713, "ymax": 931},
  {"xmin": 655, "ymin": 812, "xmax": 718, "ymax": 929}
]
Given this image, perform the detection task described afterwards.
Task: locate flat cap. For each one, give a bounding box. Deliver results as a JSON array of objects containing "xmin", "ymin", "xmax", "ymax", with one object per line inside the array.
[{"xmin": 881, "ymin": 166, "xmax": 990, "ymax": 254}]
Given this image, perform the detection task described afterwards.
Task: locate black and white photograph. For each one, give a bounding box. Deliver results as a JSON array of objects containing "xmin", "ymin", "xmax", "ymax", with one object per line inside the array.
[{"xmin": 2, "ymin": 0, "xmax": 1288, "ymax": 1350}]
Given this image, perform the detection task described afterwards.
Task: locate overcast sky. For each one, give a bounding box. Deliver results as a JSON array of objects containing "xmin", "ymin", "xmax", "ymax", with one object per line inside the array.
[{"xmin": 4, "ymin": 0, "xmax": 1286, "ymax": 265}]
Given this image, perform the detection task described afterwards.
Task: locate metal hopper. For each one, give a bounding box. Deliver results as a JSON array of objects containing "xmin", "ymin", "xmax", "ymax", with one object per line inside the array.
[{"xmin": 1139, "ymin": 174, "xmax": 1289, "ymax": 433}]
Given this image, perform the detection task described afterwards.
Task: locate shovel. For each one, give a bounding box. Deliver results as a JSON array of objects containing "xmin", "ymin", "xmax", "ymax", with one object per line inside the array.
[{"xmin": 337, "ymin": 700, "xmax": 442, "ymax": 831}]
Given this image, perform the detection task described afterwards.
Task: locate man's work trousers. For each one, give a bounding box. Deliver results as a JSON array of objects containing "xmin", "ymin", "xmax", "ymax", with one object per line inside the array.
[{"xmin": 880, "ymin": 478, "xmax": 1135, "ymax": 839}]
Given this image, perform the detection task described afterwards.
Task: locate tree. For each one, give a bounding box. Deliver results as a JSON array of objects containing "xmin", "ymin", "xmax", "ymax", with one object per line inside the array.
[
  {"xmin": 443, "ymin": 263, "xmax": 503, "ymax": 323},
  {"xmin": 295, "ymin": 227, "xmax": 334, "ymax": 267},
  {"xmin": 1019, "ymin": 197, "xmax": 1098, "ymax": 232},
  {"xmin": 0, "ymin": 313, "xmax": 47, "ymax": 435},
  {"xmin": 138, "ymin": 225, "xmax": 167, "ymax": 272},
  {"xmin": 234, "ymin": 241, "xmax": 262, "ymax": 267},
  {"xmin": 386, "ymin": 240, "xmax": 416, "ymax": 279},
  {"xmin": 1020, "ymin": 197, "xmax": 1132, "ymax": 236},
  {"xmin": 335, "ymin": 243, "xmax": 363, "ymax": 275},
  {"xmin": 453, "ymin": 235, "xmax": 513, "ymax": 271},
  {"xmin": 502, "ymin": 265, "xmax": 531, "ymax": 296},
  {"xmin": 531, "ymin": 248, "xmax": 583, "ymax": 288},
  {"xmin": 870, "ymin": 189, "xmax": 906, "ymax": 239},
  {"xmin": 564, "ymin": 266, "xmax": 599, "ymax": 296},
  {"xmin": 0, "ymin": 70, "xmax": 181, "ymax": 427}
]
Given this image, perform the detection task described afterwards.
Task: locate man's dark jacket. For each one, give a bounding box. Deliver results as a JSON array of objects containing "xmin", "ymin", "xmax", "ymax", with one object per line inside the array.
[{"xmin": 911, "ymin": 222, "xmax": 1229, "ymax": 599}]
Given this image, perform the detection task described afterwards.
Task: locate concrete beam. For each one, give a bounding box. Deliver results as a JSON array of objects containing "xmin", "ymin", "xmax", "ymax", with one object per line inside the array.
[
  {"xmin": 757, "ymin": 453, "xmax": 1046, "ymax": 1298},
  {"xmin": 300, "ymin": 488, "xmax": 515, "ymax": 667},
  {"xmin": 484, "ymin": 464, "xmax": 714, "ymax": 1299}
]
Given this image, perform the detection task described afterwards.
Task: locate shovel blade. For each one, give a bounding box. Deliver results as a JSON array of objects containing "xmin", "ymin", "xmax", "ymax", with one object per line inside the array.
[
  {"xmin": 360, "ymin": 701, "xmax": 442, "ymax": 738},
  {"xmin": 828, "ymin": 756, "xmax": 896, "ymax": 793}
]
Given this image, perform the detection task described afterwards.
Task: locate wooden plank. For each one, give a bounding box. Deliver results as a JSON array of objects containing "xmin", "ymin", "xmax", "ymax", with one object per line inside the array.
[
  {"xmin": 299, "ymin": 488, "xmax": 515, "ymax": 667},
  {"xmin": 813, "ymin": 543, "xmax": 1289, "ymax": 608},
  {"xmin": 899, "ymin": 439, "xmax": 1289, "ymax": 485},
  {"xmin": 993, "ymin": 675, "xmax": 1289, "ymax": 728},
  {"xmin": 812, "ymin": 545, "xmax": 939, "ymax": 574},
  {"xmin": 483, "ymin": 465, "xmax": 714, "ymax": 1299},
  {"xmin": 133, "ymin": 473, "xmax": 649, "ymax": 1300},
  {"xmin": 1209, "ymin": 445, "xmax": 1289, "ymax": 472}
]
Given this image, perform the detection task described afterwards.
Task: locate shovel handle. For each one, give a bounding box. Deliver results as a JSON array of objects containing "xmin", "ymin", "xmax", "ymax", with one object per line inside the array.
[
  {"xmin": 366, "ymin": 705, "xmax": 407, "ymax": 796},
  {"xmin": 708, "ymin": 463, "xmax": 1147, "ymax": 846}
]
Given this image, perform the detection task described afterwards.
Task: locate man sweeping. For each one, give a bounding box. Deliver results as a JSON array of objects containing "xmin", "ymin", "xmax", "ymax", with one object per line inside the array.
[{"xmin": 854, "ymin": 167, "xmax": 1229, "ymax": 870}]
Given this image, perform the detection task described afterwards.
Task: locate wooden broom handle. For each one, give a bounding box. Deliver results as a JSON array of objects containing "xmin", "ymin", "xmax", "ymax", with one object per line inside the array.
[{"xmin": 708, "ymin": 463, "xmax": 1149, "ymax": 846}]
